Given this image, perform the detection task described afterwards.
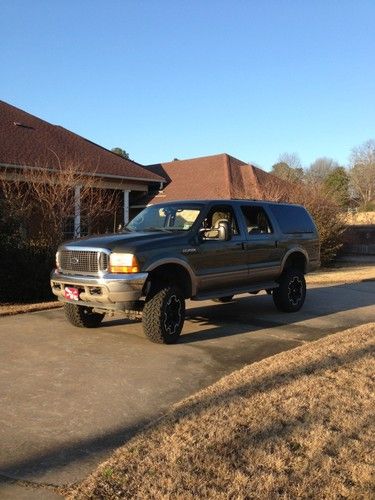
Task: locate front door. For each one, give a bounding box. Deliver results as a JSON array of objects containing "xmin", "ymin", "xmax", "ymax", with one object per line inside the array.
[{"xmin": 188, "ymin": 204, "xmax": 248, "ymax": 292}]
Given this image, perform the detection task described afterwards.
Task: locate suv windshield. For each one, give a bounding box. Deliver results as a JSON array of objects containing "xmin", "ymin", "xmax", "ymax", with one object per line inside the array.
[{"xmin": 127, "ymin": 204, "xmax": 202, "ymax": 232}]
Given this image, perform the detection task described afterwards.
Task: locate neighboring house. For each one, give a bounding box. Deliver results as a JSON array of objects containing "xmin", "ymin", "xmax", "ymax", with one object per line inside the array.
[
  {"xmin": 0, "ymin": 100, "xmax": 163, "ymax": 236},
  {"xmin": 131, "ymin": 153, "xmax": 287, "ymax": 214}
]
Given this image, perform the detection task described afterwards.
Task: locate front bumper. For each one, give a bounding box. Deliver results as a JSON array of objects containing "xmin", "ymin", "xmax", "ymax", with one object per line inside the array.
[{"xmin": 50, "ymin": 270, "xmax": 148, "ymax": 307}]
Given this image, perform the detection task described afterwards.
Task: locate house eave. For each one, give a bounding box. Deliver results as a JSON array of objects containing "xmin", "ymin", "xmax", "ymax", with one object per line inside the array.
[{"xmin": 0, "ymin": 163, "xmax": 165, "ymax": 185}]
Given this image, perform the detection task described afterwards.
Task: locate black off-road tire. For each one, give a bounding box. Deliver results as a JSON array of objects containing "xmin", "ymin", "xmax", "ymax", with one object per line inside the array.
[
  {"xmin": 273, "ymin": 268, "xmax": 306, "ymax": 312},
  {"xmin": 212, "ymin": 296, "xmax": 234, "ymax": 303},
  {"xmin": 64, "ymin": 303, "xmax": 105, "ymax": 328},
  {"xmin": 142, "ymin": 286, "xmax": 185, "ymax": 344}
]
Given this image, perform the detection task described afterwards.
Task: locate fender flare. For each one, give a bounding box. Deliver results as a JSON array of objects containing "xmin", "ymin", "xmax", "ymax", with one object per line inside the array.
[
  {"xmin": 146, "ymin": 258, "xmax": 198, "ymax": 296},
  {"xmin": 281, "ymin": 248, "xmax": 309, "ymax": 273}
]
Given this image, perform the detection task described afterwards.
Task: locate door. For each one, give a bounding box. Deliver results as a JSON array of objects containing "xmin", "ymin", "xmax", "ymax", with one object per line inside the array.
[
  {"xmin": 188, "ymin": 204, "xmax": 248, "ymax": 292},
  {"xmin": 240, "ymin": 204, "xmax": 284, "ymax": 281}
]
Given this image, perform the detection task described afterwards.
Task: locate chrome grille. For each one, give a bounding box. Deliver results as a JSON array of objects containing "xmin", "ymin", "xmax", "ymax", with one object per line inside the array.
[{"xmin": 59, "ymin": 249, "xmax": 109, "ymax": 275}]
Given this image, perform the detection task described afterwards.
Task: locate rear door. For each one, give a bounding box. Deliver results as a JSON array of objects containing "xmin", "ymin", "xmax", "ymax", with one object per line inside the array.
[
  {"xmin": 188, "ymin": 204, "xmax": 248, "ymax": 292},
  {"xmin": 240, "ymin": 204, "xmax": 284, "ymax": 281}
]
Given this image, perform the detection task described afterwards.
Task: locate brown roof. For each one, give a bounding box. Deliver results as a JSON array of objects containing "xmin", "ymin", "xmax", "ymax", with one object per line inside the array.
[
  {"xmin": 142, "ymin": 153, "xmax": 284, "ymax": 204},
  {"xmin": 0, "ymin": 100, "xmax": 163, "ymax": 182}
]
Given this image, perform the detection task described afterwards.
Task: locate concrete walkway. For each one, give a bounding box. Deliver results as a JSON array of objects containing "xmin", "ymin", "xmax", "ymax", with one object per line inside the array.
[{"xmin": 0, "ymin": 280, "xmax": 374, "ymax": 498}]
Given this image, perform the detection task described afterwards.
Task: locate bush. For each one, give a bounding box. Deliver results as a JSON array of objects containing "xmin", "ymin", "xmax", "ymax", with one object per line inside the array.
[
  {"xmin": 0, "ymin": 203, "xmax": 55, "ymax": 302},
  {"xmin": 358, "ymin": 201, "xmax": 375, "ymax": 212},
  {"xmin": 0, "ymin": 244, "xmax": 55, "ymax": 302},
  {"xmin": 295, "ymin": 188, "xmax": 346, "ymax": 265}
]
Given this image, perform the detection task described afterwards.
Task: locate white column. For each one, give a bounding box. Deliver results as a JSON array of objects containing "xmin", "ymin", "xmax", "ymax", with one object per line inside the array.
[
  {"xmin": 123, "ymin": 190, "xmax": 130, "ymax": 225},
  {"xmin": 74, "ymin": 185, "xmax": 81, "ymax": 238}
]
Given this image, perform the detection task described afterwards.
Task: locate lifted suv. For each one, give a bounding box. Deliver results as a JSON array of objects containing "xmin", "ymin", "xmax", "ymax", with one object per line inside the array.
[{"xmin": 51, "ymin": 199, "xmax": 320, "ymax": 343}]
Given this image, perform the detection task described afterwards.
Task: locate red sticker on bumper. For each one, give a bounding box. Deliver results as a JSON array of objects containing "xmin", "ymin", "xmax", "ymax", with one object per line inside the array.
[{"xmin": 64, "ymin": 286, "xmax": 79, "ymax": 301}]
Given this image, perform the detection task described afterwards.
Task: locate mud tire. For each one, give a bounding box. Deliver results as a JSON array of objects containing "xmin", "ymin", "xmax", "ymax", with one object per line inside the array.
[
  {"xmin": 64, "ymin": 303, "xmax": 105, "ymax": 328},
  {"xmin": 273, "ymin": 268, "xmax": 306, "ymax": 312},
  {"xmin": 142, "ymin": 286, "xmax": 185, "ymax": 344}
]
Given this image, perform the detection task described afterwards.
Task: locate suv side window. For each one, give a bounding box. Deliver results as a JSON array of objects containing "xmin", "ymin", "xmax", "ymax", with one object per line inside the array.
[
  {"xmin": 241, "ymin": 206, "xmax": 273, "ymax": 235},
  {"xmin": 201, "ymin": 205, "xmax": 240, "ymax": 238}
]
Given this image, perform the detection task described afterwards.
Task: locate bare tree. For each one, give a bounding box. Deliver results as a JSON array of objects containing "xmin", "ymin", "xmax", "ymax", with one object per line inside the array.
[
  {"xmin": 349, "ymin": 139, "xmax": 375, "ymax": 208},
  {"xmin": 272, "ymin": 153, "xmax": 304, "ymax": 182},
  {"xmin": 277, "ymin": 152, "xmax": 302, "ymax": 169},
  {"xmin": 0, "ymin": 162, "xmax": 121, "ymax": 248},
  {"xmin": 305, "ymin": 157, "xmax": 339, "ymax": 185}
]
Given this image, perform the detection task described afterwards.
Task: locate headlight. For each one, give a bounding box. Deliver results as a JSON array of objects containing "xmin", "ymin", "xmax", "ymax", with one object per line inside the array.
[{"xmin": 109, "ymin": 253, "xmax": 140, "ymax": 273}]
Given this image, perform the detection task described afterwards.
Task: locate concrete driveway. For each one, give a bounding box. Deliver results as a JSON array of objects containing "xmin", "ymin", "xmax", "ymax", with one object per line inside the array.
[{"xmin": 0, "ymin": 279, "xmax": 374, "ymax": 498}]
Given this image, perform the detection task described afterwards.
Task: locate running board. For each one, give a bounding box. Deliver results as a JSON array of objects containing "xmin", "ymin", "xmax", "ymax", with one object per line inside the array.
[{"xmin": 192, "ymin": 281, "xmax": 279, "ymax": 301}]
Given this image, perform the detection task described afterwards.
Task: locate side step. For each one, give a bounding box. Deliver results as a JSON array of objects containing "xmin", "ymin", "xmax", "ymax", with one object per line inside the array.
[{"xmin": 192, "ymin": 281, "xmax": 279, "ymax": 301}]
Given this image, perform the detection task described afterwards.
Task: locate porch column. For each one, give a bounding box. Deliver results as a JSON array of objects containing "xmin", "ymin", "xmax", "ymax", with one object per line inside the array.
[
  {"xmin": 123, "ymin": 190, "xmax": 130, "ymax": 225},
  {"xmin": 74, "ymin": 185, "xmax": 81, "ymax": 238}
]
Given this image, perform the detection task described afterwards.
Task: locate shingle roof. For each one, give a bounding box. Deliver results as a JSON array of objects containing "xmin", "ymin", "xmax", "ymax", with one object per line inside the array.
[
  {"xmin": 0, "ymin": 100, "xmax": 163, "ymax": 182},
  {"xmin": 142, "ymin": 153, "xmax": 283, "ymax": 204}
]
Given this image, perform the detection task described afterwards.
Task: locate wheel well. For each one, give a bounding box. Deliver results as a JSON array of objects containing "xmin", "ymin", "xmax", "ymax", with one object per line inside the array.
[
  {"xmin": 283, "ymin": 252, "xmax": 307, "ymax": 274},
  {"xmin": 145, "ymin": 264, "xmax": 192, "ymax": 298}
]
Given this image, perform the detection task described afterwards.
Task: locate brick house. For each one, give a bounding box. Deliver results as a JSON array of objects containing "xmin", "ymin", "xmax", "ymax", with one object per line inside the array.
[
  {"xmin": 0, "ymin": 100, "xmax": 164, "ymax": 237},
  {"xmin": 131, "ymin": 153, "xmax": 286, "ymax": 215}
]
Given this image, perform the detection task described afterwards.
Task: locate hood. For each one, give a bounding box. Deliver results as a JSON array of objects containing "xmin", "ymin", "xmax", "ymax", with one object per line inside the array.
[{"xmin": 60, "ymin": 230, "xmax": 187, "ymax": 252}]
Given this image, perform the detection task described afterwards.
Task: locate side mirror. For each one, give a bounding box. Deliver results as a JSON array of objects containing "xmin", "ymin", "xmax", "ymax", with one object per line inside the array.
[
  {"xmin": 217, "ymin": 220, "xmax": 231, "ymax": 241},
  {"xmin": 197, "ymin": 220, "xmax": 232, "ymax": 241}
]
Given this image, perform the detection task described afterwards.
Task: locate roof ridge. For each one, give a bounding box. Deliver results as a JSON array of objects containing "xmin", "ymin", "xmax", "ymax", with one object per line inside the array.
[
  {"xmin": 225, "ymin": 153, "xmax": 247, "ymax": 166},
  {"xmin": 248, "ymin": 163, "xmax": 262, "ymax": 197},
  {"xmin": 160, "ymin": 152, "xmax": 231, "ymax": 166},
  {"xmin": 223, "ymin": 153, "xmax": 234, "ymax": 198}
]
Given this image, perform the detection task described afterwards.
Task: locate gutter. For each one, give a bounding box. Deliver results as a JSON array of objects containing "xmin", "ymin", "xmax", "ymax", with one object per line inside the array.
[{"xmin": 0, "ymin": 163, "xmax": 165, "ymax": 185}]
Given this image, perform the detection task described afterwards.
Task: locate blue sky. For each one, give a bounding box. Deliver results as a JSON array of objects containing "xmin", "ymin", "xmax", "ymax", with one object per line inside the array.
[{"xmin": 1, "ymin": 0, "xmax": 374, "ymax": 170}]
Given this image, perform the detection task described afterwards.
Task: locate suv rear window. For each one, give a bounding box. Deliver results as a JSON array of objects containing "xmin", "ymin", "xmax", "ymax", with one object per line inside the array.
[{"xmin": 269, "ymin": 204, "xmax": 316, "ymax": 234}]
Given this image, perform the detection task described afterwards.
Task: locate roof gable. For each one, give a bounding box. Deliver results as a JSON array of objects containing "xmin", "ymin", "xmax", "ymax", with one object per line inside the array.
[{"xmin": 144, "ymin": 153, "xmax": 282, "ymax": 203}]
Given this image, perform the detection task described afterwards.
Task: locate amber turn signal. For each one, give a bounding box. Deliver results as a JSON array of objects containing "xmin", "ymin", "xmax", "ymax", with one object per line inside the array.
[{"xmin": 109, "ymin": 253, "xmax": 140, "ymax": 274}]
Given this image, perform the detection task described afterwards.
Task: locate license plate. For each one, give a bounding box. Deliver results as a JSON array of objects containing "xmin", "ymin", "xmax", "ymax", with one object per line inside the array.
[{"xmin": 64, "ymin": 286, "xmax": 80, "ymax": 301}]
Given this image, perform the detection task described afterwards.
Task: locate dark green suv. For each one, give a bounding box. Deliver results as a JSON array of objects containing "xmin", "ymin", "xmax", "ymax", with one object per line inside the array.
[{"xmin": 51, "ymin": 199, "xmax": 320, "ymax": 343}]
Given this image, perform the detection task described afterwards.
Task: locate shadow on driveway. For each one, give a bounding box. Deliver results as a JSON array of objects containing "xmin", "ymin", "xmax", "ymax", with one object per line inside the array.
[{"xmin": 101, "ymin": 281, "xmax": 375, "ymax": 344}]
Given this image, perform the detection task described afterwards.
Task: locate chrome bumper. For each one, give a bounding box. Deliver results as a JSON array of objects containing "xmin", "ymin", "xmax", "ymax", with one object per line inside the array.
[{"xmin": 50, "ymin": 270, "xmax": 148, "ymax": 306}]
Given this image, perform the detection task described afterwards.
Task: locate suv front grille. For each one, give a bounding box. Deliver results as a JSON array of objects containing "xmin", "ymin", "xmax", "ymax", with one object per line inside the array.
[{"xmin": 59, "ymin": 249, "xmax": 109, "ymax": 275}]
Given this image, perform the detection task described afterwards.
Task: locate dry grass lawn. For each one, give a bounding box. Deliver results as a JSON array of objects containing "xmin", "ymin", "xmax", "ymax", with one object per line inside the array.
[
  {"xmin": 70, "ymin": 323, "xmax": 375, "ymax": 500},
  {"xmin": 307, "ymin": 265, "xmax": 375, "ymax": 285}
]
